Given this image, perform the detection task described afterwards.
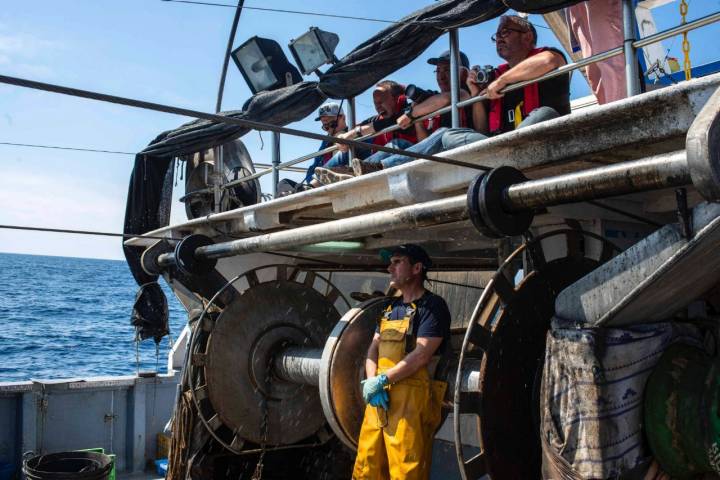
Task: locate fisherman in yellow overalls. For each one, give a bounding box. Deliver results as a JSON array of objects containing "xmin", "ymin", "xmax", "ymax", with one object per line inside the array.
[{"xmin": 353, "ymin": 244, "xmax": 450, "ymax": 480}]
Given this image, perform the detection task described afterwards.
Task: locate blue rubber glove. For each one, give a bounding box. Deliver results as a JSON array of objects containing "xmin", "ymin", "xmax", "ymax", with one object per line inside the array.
[
  {"xmin": 368, "ymin": 390, "xmax": 390, "ymax": 410},
  {"xmin": 361, "ymin": 373, "xmax": 389, "ymax": 403}
]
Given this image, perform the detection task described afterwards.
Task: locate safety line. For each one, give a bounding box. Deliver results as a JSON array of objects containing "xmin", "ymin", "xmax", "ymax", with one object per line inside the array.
[
  {"xmin": 0, "ymin": 73, "xmax": 486, "ymax": 170},
  {"xmin": 587, "ymin": 200, "xmax": 662, "ymax": 228},
  {"xmin": 0, "ymin": 224, "xmax": 182, "ymax": 241},
  {"xmin": 0, "ymin": 141, "xmax": 135, "ymax": 155},
  {"xmin": 160, "ymin": 0, "xmax": 411, "ymax": 24},
  {"xmin": 0, "ymin": 141, "xmax": 306, "ymax": 172},
  {"xmin": 159, "ymin": 0, "xmax": 552, "ymax": 29}
]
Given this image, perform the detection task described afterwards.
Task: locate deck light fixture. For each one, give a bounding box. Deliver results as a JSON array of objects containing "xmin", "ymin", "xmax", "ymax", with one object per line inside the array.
[
  {"xmin": 231, "ymin": 36, "xmax": 302, "ymax": 94},
  {"xmin": 288, "ymin": 27, "xmax": 340, "ymax": 76}
]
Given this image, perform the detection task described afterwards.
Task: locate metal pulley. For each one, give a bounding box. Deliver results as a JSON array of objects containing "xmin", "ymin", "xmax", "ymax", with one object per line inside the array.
[
  {"xmin": 174, "ymin": 234, "xmax": 217, "ymax": 276},
  {"xmin": 466, "ymin": 166, "xmax": 534, "ymax": 239}
]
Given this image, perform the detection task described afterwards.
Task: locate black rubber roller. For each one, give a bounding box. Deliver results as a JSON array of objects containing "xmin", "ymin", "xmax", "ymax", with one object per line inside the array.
[
  {"xmin": 175, "ymin": 234, "xmax": 217, "ymax": 276},
  {"xmin": 467, "ymin": 166, "xmax": 534, "ymax": 238}
]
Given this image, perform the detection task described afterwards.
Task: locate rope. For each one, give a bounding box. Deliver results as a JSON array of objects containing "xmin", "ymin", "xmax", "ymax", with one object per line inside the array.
[
  {"xmin": 0, "ymin": 73, "xmax": 485, "ymax": 171},
  {"xmin": 0, "ymin": 224, "xmax": 183, "ymax": 241},
  {"xmin": 680, "ymin": 0, "xmax": 692, "ymax": 81}
]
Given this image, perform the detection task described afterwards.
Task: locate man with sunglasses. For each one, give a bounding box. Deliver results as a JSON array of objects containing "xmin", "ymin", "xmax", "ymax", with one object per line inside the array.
[
  {"xmin": 441, "ymin": 14, "xmax": 570, "ymax": 148},
  {"xmin": 292, "ymin": 102, "xmax": 348, "ymax": 187}
]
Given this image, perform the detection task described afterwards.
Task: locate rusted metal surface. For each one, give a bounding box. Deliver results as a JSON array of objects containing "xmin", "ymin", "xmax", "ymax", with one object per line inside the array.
[
  {"xmin": 318, "ymin": 298, "xmax": 386, "ymax": 450},
  {"xmin": 273, "ymin": 347, "xmax": 322, "ymax": 387},
  {"xmin": 687, "ymin": 86, "xmax": 720, "ymax": 201},
  {"xmin": 554, "ymin": 202, "xmax": 720, "ymax": 327},
  {"xmin": 187, "ymin": 265, "xmax": 347, "ymax": 450},
  {"xmin": 504, "ymin": 151, "xmax": 691, "ymax": 211},
  {"xmin": 453, "ymin": 230, "xmax": 620, "ymax": 480}
]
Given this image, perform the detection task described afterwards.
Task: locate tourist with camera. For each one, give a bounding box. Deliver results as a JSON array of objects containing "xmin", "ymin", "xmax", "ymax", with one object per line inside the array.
[{"xmin": 442, "ymin": 14, "xmax": 570, "ymax": 150}]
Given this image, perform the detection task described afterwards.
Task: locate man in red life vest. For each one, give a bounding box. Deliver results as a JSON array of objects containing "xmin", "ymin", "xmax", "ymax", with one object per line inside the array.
[
  {"xmin": 352, "ymin": 15, "xmax": 571, "ymax": 174},
  {"xmin": 351, "ymin": 50, "xmax": 473, "ymax": 175},
  {"xmin": 315, "ymin": 80, "xmax": 417, "ymax": 183},
  {"xmin": 442, "ymin": 14, "xmax": 570, "ymax": 148}
]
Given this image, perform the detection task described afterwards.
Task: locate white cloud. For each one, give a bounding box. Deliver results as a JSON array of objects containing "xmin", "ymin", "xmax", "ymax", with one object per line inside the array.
[
  {"xmin": 0, "ymin": 169, "xmax": 128, "ymax": 259},
  {"xmin": 0, "ymin": 31, "xmax": 63, "ymax": 78},
  {"xmin": 0, "ymin": 32, "xmax": 62, "ymax": 57}
]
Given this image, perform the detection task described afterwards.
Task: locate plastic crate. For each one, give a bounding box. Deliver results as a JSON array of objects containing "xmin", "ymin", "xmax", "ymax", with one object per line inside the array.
[{"xmin": 155, "ymin": 458, "xmax": 168, "ymax": 477}]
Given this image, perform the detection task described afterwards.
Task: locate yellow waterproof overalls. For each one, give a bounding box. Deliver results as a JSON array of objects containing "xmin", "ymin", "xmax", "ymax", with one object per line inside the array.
[{"xmin": 352, "ymin": 302, "xmax": 447, "ymax": 480}]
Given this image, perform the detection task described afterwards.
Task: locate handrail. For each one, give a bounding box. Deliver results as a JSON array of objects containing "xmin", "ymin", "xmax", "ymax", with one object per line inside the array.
[{"xmin": 224, "ymin": 10, "xmax": 720, "ymax": 189}]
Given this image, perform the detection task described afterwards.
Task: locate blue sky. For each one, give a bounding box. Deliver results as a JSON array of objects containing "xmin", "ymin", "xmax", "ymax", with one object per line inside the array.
[{"xmin": 1, "ymin": 0, "xmax": 718, "ymax": 259}]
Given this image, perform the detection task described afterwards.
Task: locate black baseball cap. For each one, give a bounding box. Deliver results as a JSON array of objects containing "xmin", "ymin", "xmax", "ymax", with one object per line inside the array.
[
  {"xmin": 380, "ymin": 244, "xmax": 432, "ymax": 270},
  {"xmin": 427, "ymin": 50, "xmax": 470, "ymax": 69}
]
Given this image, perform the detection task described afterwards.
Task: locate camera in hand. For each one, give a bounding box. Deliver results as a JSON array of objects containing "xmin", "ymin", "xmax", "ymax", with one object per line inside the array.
[
  {"xmin": 404, "ymin": 84, "xmax": 438, "ymax": 104},
  {"xmin": 472, "ymin": 65, "xmax": 496, "ymax": 85}
]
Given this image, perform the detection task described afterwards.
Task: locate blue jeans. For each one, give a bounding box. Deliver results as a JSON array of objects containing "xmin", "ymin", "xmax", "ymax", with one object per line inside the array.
[
  {"xmin": 364, "ymin": 128, "xmax": 448, "ymax": 168},
  {"xmin": 324, "ymin": 140, "xmax": 376, "ymax": 168},
  {"xmin": 442, "ymin": 106, "xmax": 561, "ymax": 151},
  {"xmin": 362, "ymin": 139, "xmax": 415, "ymax": 166}
]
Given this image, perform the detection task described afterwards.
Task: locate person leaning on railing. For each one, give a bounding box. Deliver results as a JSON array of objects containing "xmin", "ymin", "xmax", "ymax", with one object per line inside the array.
[
  {"xmin": 276, "ymin": 102, "xmax": 347, "ymax": 196},
  {"xmin": 352, "ymin": 15, "xmax": 571, "ymax": 174},
  {"xmin": 351, "ymin": 50, "xmax": 474, "ymax": 176},
  {"xmin": 314, "ymin": 80, "xmax": 418, "ymax": 184}
]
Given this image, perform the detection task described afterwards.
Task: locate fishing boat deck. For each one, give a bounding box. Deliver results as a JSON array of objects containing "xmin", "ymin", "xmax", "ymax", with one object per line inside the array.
[{"xmin": 125, "ymin": 73, "xmax": 720, "ymax": 250}]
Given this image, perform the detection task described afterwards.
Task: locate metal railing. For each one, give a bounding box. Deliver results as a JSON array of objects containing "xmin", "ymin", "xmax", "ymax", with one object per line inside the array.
[{"xmin": 235, "ymin": 9, "xmax": 720, "ymax": 194}]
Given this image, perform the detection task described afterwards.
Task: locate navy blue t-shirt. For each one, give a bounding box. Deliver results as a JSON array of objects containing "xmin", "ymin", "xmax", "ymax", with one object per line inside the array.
[{"xmin": 381, "ymin": 291, "xmax": 451, "ymax": 355}]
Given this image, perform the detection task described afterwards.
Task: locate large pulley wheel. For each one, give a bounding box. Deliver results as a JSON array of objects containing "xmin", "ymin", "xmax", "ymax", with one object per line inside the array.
[
  {"xmin": 319, "ymin": 297, "xmax": 389, "ymax": 450},
  {"xmin": 453, "ymin": 229, "xmax": 619, "ymax": 480},
  {"xmin": 188, "ymin": 265, "xmax": 348, "ymax": 452}
]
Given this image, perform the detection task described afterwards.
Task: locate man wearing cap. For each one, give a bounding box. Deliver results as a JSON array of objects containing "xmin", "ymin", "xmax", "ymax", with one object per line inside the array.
[
  {"xmin": 306, "ymin": 102, "xmax": 348, "ymax": 183},
  {"xmin": 353, "ymin": 244, "xmax": 451, "ymax": 480},
  {"xmin": 276, "ymin": 102, "xmax": 348, "ymax": 195},
  {"xmin": 350, "ymin": 50, "xmax": 472, "ymax": 174}
]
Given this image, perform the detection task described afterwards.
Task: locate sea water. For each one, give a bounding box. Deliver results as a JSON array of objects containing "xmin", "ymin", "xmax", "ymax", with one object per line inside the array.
[{"xmin": 0, "ymin": 252, "xmax": 185, "ymax": 382}]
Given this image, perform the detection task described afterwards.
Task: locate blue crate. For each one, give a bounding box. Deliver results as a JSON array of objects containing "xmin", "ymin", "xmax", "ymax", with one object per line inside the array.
[{"xmin": 155, "ymin": 458, "xmax": 168, "ymax": 477}]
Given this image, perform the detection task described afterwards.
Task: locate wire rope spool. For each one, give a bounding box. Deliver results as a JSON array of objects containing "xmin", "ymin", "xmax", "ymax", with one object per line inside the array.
[
  {"xmin": 453, "ymin": 229, "xmax": 620, "ymax": 480},
  {"xmin": 187, "ymin": 265, "xmax": 350, "ymax": 452},
  {"xmin": 466, "ymin": 166, "xmax": 534, "ymax": 238}
]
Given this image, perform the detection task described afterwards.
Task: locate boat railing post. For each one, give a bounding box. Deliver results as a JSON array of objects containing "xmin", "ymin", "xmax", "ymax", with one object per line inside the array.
[
  {"xmin": 272, "ymin": 132, "xmax": 280, "ymax": 197},
  {"xmin": 347, "ymin": 96, "xmax": 357, "ymax": 160},
  {"xmin": 623, "ymin": 0, "xmax": 642, "ymax": 97},
  {"xmin": 213, "ymin": 146, "xmax": 224, "ymax": 213},
  {"xmin": 449, "ymin": 28, "xmax": 461, "ymax": 128}
]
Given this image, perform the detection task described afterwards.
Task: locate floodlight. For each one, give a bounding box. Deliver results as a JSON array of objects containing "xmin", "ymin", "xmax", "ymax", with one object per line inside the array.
[
  {"xmin": 231, "ymin": 36, "xmax": 302, "ymax": 94},
  {"xmin": 288, "ymin": 27, "xmax": 340, "ymax": 76}
]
